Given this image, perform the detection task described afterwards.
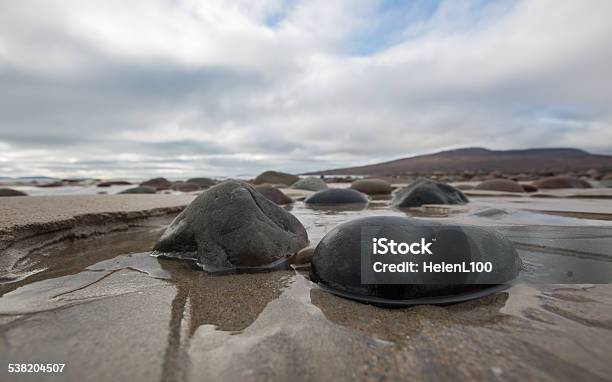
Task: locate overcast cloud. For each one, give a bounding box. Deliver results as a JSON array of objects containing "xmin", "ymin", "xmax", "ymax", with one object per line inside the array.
[{"xmin": 1, "ymin": 0, "xmax": 611, "ymax": 179}]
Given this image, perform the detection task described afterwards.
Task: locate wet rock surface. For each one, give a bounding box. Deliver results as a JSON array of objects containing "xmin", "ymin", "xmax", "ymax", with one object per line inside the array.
[
  {"xmin": 153, "ymin": 181, "xmax": 308, "ymax": 271},
  {"xmin": 291, "ymin": 177, "xmax": 328, "ymax": 191},
  {"xmin": 476, "ymin": 179, "xmax": 525, "ymax": 193},
  {"xmin": 254, "ymin": 185, "xmax": 294, "ymax": 205},
  {"xmin": 253, "ymin": 171, "xmax": 299, "ymax": 186},
  {"xmin": 533, "ymin": 176, "xmax": 592, "ymax": 189},
  {"xmin": 350, "ymin": 179, "xmax": 393, "ymax": 195},
  {"xmin": 310, "ymin": 216, "xmax": 521, "ymax": 303},
  {"xmin": 305, "ymin": 188, "xmax": 369, "ymax": 205},
  {"xmin": 393, "ymin": 179, "xmax": 468, "ymax": 208}
]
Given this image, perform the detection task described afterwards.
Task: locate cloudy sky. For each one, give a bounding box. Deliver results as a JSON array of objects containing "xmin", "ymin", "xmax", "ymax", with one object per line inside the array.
[{"xmin": 1, "ymin": 0, "xmax": 611, "ymax": 179}]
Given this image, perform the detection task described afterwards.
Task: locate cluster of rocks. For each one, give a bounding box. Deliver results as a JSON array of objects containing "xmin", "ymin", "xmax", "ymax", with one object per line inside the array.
[
  {"xmin": 117, "ymin": 177, "xmax": 218, "ymax": 194},
  {"xmin": 152, "ymin": 176, "xmax": 521, "ymax": 304}
]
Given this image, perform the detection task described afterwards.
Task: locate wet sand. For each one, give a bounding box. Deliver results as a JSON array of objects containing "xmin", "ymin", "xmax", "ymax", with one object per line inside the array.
[{"xmin": 1, "ymin": 193, "xmax": 612, "ymax": 381}]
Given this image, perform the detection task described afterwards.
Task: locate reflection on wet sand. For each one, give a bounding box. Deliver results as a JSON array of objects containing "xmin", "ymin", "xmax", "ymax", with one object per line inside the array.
[{"xmin": 157, "ymin": 258, "xmax": 292, "ymax": 382}]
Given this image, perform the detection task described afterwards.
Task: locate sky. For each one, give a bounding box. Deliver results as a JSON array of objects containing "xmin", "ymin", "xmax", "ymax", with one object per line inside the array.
[{"xmin": 1, "ymin": 0, "xmax": 611, "ymax": 179}]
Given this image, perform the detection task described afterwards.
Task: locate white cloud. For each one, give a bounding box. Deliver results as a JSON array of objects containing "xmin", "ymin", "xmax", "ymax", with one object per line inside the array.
[{"xmin": 0, "ymin": 0, "xmax": 611, "ymax": 178}]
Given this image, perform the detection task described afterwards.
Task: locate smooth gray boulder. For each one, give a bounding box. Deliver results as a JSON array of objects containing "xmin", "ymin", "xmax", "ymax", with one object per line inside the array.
[
  {"xmin": 392, "ymin": 179, "xmax": 468, "ymax": 208},
  {"xmin": 291, "ymin": 177, "xmax": 328, "ymax": 191},
  {"xmin": 118, "ymin": 186, "xmax": 156, "ymax": 194},
  {"xmin": 350, "ymin": 179, "xmax": 392, "ymax": 195},
  {"xmin": 305, "ymin": 188, "xmax": 368, "ymax": 205},
  {"xmin": 153, "ymin": 181, "xmax": 308, "ymax": 272}
]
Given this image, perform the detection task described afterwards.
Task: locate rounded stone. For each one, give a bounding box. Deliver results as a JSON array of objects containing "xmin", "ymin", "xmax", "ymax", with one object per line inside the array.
[
  {"xmin": 0, "ymin": 188, "xmax": 27, "ymax": 197},
  {"xmin": 476, "ymin": 179, "xmax": 525, "ymax": 193},
  {"xmin": 392, "ymin": 179, "xmax": 468, "ymax": 208},
  {"xmin": 118, "ymin": 186, "xmax": 157, "ymax": 194},
  {"xmin": 350, "ymin": 179, "xmax": 392, "ymax": 195},
  {"xmin": 253, "ymin": 171, "xmax": 299, "ymax": 186},
  {"xmin": 186, "ymin": 177, "xmax": 216, "ymax": 189},
  {"xmin": 310, "ymin": 216, "xmax": 521, "ymax": 304},
  {"xmin": 140, "ymin": 177, "xmax": 173, "ymax": 190},
  {"xmin": 532, "ymin": 176, "xmax": 592, "ymax": 189},
  {"xmin": 153, "ymin": 180, "xmax": 308, "ymax": 272},
  {"xmin": 255, "ymin": 185, "xmax": 294, "ymax": 205},
  {"xmin": 305, "ymin": 188, "xmax": 368, "ymax": 205},
  {"xmin": 291, "ymin": 177, "xmax": 328, "ymax": 191}
]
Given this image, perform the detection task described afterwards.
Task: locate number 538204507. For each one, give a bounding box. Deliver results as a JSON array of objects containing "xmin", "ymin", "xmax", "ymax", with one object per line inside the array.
[{"xmin": 8, "ymin": 363, "xmax": 65, "ymax": 373}]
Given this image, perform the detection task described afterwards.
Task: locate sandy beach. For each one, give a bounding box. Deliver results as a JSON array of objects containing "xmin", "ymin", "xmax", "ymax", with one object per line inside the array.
[{"xmin": 1, "ymin": 188, "xmax": 612, "ymax": 381}]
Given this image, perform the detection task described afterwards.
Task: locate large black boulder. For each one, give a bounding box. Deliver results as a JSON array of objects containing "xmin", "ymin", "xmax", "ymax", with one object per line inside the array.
[
  {"xmin": 153, "ymin": 181, "xmax": 308, "ymax": 272},
  {"xmin": 305, "ymin": 188, "xmax": 368, "ymax": 205},
  {"xmin": 310, "ymin": 216, "xmax": 521, "ymax": 305},
  {"xmin": 392, "ymin": 179, "xmax": 468, "ymax": 208}
]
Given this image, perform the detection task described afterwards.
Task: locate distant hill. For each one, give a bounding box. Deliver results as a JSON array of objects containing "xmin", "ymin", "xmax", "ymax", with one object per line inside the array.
[{"xmin": 306, "ymin": 148, "xmax": 612, "ymax": 175}]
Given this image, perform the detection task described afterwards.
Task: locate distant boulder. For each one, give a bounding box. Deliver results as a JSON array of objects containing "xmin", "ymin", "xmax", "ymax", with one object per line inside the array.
[
  {"xmin": 305, "ymin": 188, "xmax": 369, "ymax": 205},
  {"xmin": 392, "ymin": 179, "xmax": 468, "ymax": 208},
  {"xmin": 253, "ymin": 171, "xmax": 299, "ymax": 186},
  {"xmin": 140, "ymin": 177, "xmax": 172, "ymax": 190},
  {"xmin": 532, "ymin": 176, "xmax": 592, "ymax": 189},
  {"xmin": 255, "ymin": 185, "xmax": 294, "ymax": 205},
  {"xmin": 118, "ymin": 186, "xmax": 156, "ymax": 194},
  {"xmin": 476, "ymin": 179, "xmax": 525, "ymax": 193},
  {"xmin": 172, "ymin": 182, "xmax": 201, "ymax": 192},
  {"xmin": 350, "ymin": 179, "xmax": 392, "ymax": 195},
  {"xmin": 186, "ymin": 177, "xmax": 216, "ymax": 189},
  {"xmin": 0, "ymin": 188, "xmax": 27, "ymax": 197},
  {"xmin": 291, "ymin": 177, "xmax": 328, "ymax": 191},
  {"xmin": 97, "ymin": 180, "xmax": 132, "ymax": 187}
]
